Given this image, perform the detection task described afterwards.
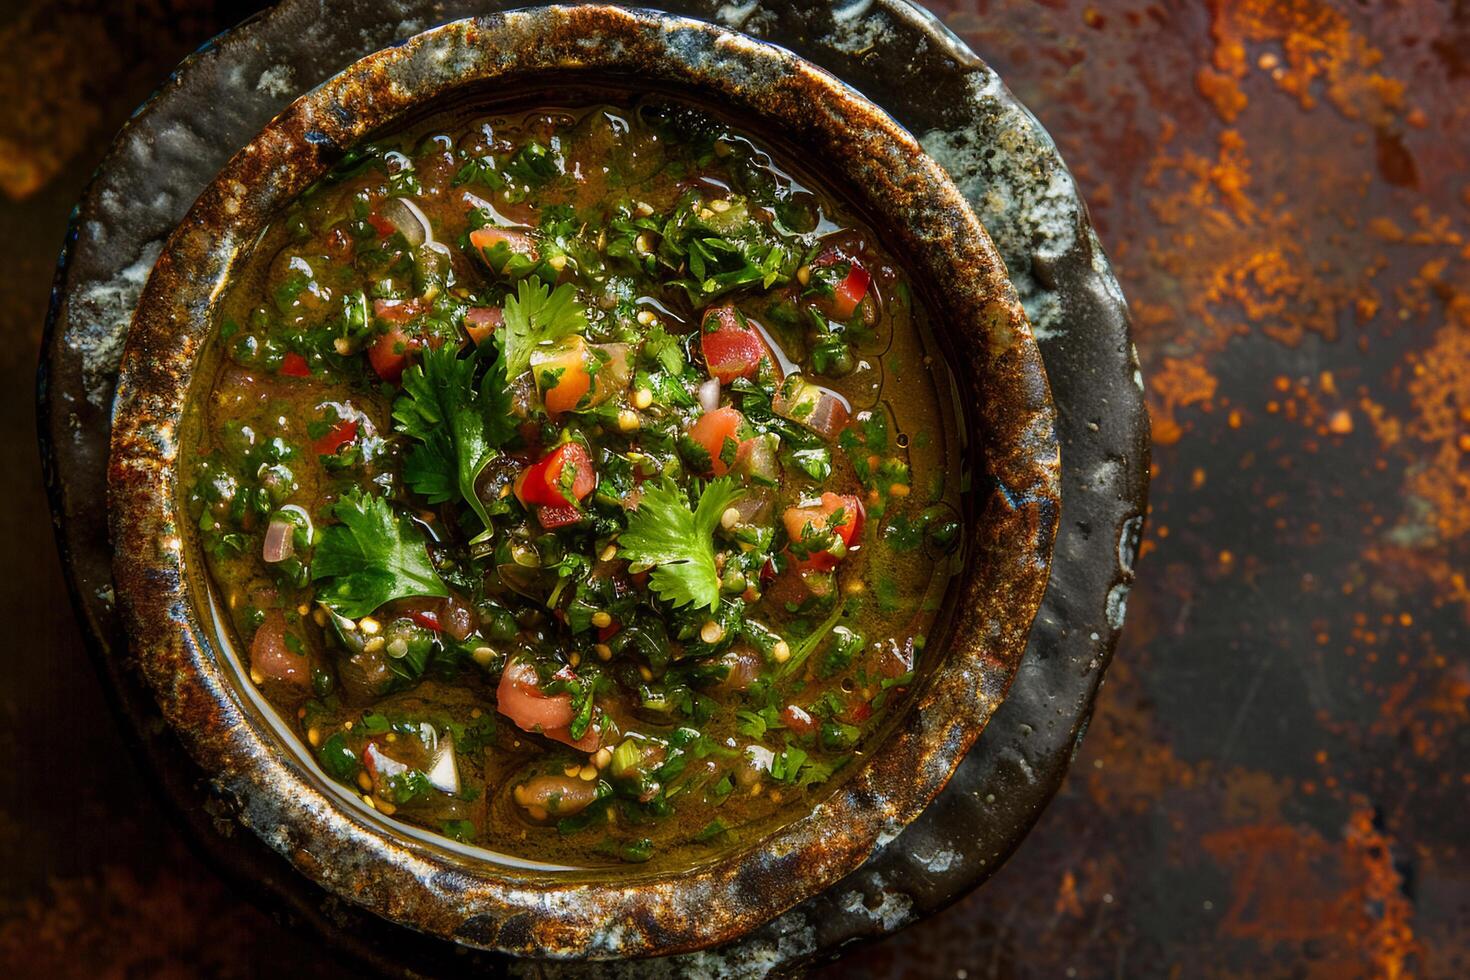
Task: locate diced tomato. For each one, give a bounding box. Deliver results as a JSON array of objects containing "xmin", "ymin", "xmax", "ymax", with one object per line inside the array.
[
  {"xmin": 496, "ymin": 661, "xmax": 604, "ymax": 751},
  {"xmin": 311, "ymin": 419, "xmax": 358, "ymax": 457},
  {"xmin": 597, "ymin": 620, "xmax": 621, "ymax": 643},
  {"xmin": 781, "ymin": 704, "xmax": 818, "ymax": 736},
  {"xmin": 372, "ymin": 297, "xmax": 426, "ymax": 326},
  {"xmin": 688, "ymin": 406, "xmax": 750, "ymax": 477},
  {"xmin": 782, "ymin": 492, "xmax": 866, "ymax": 571},
  {"xmin": 537, "ymin": 505, "xmax": 584, "ymax": 529},
  {"xmin": 497, "ymin": 660, "xmax": 574, "ymax": 732},
  {"xmin": 812, "ymin": 251, "xmax": 871, "ymax": 321},
  {"xmin": 368, "ymin": 326, "xmax": 416, "ymax": 383},
  {"xmin": 846, "ymin": 701, "xmax": 873, "ymax": 724},
  {"xmin": 408, "ymin": 609, "xmax": 442, "ymax": 632},
  {"xmin": 366, "ymin": 212, "xmax": 396, "ymax": 238},
  {"xmin": 514, "ymin": 442, "xmax": 596, "ymax": 508},
  {"xmin": 464, "ymin": 306, "xmax": 503, "ymax": 346},
  {"xmin": 279, "ymin": 352, "xmax": 311, "ymax": 378},
  {"xmin": 545, "ymin": 722, "xmax": 604, "ymax": 753},
  {"xmin": 700, "ymin": 304, "xmax": 777, "ymax": 384},
  {"xmin": 532, "ymin": 337, "xmax": 593, "ymax": 417},
  {"xmin": 250, "ymin": 610, "xmax": 310, "ymax": 689},
  {"xmin": 470, "ymin": 226, "xmax": 539, "ymax": 274},
  {"xmin": 760, "ymin": 558, "xmax": 778, "ymax": 587}
]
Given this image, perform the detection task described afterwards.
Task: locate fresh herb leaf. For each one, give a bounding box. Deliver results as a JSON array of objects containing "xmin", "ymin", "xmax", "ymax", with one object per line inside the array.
[
  {"xmin": 311, "ymin": 488, "xmax": 449, "ymax": 618},
  {"xmin": 776, "ymin": 598, "xmax": 849, "ymax": 680},
  {"xmin": 619, "ymin": 477, "xmax": 744, "ymax": 611},
  {"xmin": 501, "ymin": 279, "xmax": 588, "ymax": 378},
  {"xmin": 394, "ymin": 344, "xmax": 515, "ymax": 530},
  {"xmin": 441, "ymin": 819, "xmax": 477, "ymax": 843},
  {"xmin": 317, "ymin": 733, "xmax": 359, "ymax": 781}
]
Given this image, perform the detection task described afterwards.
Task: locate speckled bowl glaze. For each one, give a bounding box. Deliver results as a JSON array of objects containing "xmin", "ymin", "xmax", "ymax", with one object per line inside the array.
[{"xmin": 106, "ymin": 5, "xmax": 1057, "ymax": 960}]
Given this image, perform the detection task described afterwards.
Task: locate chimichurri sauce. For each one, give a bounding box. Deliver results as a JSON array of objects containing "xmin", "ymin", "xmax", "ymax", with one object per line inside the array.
[{"xmin": 186, "ymin": 98, "xmax": 964, "ymax": 867}]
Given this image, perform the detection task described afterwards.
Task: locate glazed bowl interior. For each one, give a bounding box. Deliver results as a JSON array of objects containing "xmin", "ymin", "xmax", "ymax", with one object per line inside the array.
[{"xmin": 109, "ymin": 5, "xmax": 1059, "ymax": 958}]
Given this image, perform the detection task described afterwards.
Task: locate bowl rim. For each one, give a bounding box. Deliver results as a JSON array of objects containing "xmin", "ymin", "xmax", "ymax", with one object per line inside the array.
[{"xmin": 107, "ymin": 4, "xmax": 1059, "ymax": 959}]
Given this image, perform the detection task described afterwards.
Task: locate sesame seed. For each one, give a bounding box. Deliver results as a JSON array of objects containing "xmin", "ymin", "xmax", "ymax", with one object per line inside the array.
[
  {"xmin": 564, "ymin": 765, "xmax": 582, "ymax": 778},
  {"xmin": 472, "ymin": 646, "xmax": 495, "ymax": 667},
  {"xmin": 363, "ymin": 636, "xmax": 386, "ymax": 653},
  {"xmin": 700, "ymin": 620, "xmax": 724, "ymax": 644},
  {"xmin": 617, "ymin": 409, "xmax": 641, "ymax": 433},
  {"xmin": 636, "ymin": 201, "xmax": 654, "ymax": 217},
  {"xmin": 357, "ymin": 772, "xmax": 372, "ymax": 792},
  {"xmin": 362, "ymin": 795, "xmax": 376, "ymax": 809},
  {"xmin": 376, "ymin": 800, "xmax": 396, "ymax": 816},
  {"xmin": 296, "ymin": 603, "xmax": 310, "ymax": 616},
  {"xmin": 249, "ymin": 669, "xmax": 264, "ymax": 685},
  {"xmin": 772, "ymin": 639, "xmax": 791, "ymax": 663},
  {"xmin": 334, "ymin": 336, "xmax": 352, "ymax": 355},
  {"xmin": 548, "ymin": 254, "xmax": 568, "ymax": 271},
  {"xmin": 636, "ymin": 309, "xmax": 657, "ymax": 326},
  {"xmin": 593, "ymin": 747, "xmax": 613, "ymax": 769},
  {"xmin": 470, "ymin": 708, "xmax": 482, "ymax": 719},
  {"xmin": 386, "ymin": 637, "xmax": 409, "ymax": 659},
  {"xmin": 569, "ymin": 651, "xmax": 581, "ymax": 667},
  {"xmin": 599, "ymin": 544, "xmax": 618, "ymax": 562},
  {"xmin": 632, "ymin": 388, "xmax": 653, "ymax": 410},
  {"xmin": 385, "ymin": 732, "xmax": 397, "ymax": 743},
  {"xmin": 595, "ymin": 643, "xmax": 613, "ymax": 661},
  {"xmin": 307, "ymin": 727, "xmax": 321, "ymax": 747},
  {"xmin": 890, "ymin": 483, "xmax": 911, "ymax": 497},
  {"xmin": 844, "ymin": 579, "xmax": 866, "ymax": 596},
  {"xmin": 312, "ymin": 608, "xmax": 328, "ymax": 627},
  {"xmin": 591, "ymin": 611, "xmax": 613, "ymax": 628},
  {"xmin": 579, "ymin": 765, "xmax": 598, "ymax": 781},
  {"xmin": 635, "ymin": 233, "xmax": 652, "ymax": 254},
  {"xmin": 796, "ymin": 265, "xmax": 812, "ymax": 286},
  {"xmin": 710, "ymin": 199, "xmax": 732, "ymax": 213},
  {"xmin": 721, "ymin": 506, "xmax": 741, "ymax": 530},
  {"xmin": 639, "ymin": 665, "xmax": 654, "ymax": 683},
  {"xmin": 359, "ymin": 616, "xmax": 381, "ymax": 635},
  {"xmin": 699, "ymin": 207, "xmax": 715, "ymax": 221}
]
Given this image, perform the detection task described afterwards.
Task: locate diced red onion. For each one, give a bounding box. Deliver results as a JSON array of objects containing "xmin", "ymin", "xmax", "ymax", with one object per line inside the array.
[
  {"xmin": 804, "ymin": 390, "xmax": 851, "ymax": 440},
  {"xmin": 698, "ymin": 377, "xmax": 722, "ymax": 414},
  {"xmin": 378, "ymin": 197, "xmax": 432, "ymax": 247},
  {"xmin": 262, "ymin": 517, "xmax": 295, "ymax": 563},
  {"xmin": 425, "ymin": 735, "xmax": 461, "ymax": 795}
]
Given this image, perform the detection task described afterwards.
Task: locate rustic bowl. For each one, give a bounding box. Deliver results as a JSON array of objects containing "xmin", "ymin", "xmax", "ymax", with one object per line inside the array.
[{"xmin": 106, "ymin": 4, "xmax": 1059, "ymax": 960}]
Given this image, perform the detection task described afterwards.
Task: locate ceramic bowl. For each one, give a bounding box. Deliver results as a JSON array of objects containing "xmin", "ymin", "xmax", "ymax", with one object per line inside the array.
[{"xmin": 107, "ymin": 4, "xmax": 1058, "ymax": 958}]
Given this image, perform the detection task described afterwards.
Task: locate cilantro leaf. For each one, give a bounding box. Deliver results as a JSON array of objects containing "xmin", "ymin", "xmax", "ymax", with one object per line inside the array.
[
  {"xmin": 501, "ymin": 279, "xmax": 588, "ymax": 378},
  {"xmin": 311, "ymin": 488, "xmax": 448, "ymax": 618},
  {"xmin": 619, "ymin": 477, "xmax": 744, "ymax": 611},
  {"xmin": 393, "ymin": 344, "xmax": 515, "ymax": 530}
]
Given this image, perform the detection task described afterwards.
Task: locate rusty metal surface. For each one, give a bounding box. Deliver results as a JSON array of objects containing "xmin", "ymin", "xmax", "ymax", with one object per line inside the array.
[{"xmin": 5, "ymin": 1, "xmax": 1463, "ymax": 978}]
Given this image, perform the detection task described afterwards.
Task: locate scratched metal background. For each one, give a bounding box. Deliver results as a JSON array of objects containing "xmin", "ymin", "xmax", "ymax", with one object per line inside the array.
[{"xmin": 4, "ymin": 1, "xmax": 1467, "ymax": 978}]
